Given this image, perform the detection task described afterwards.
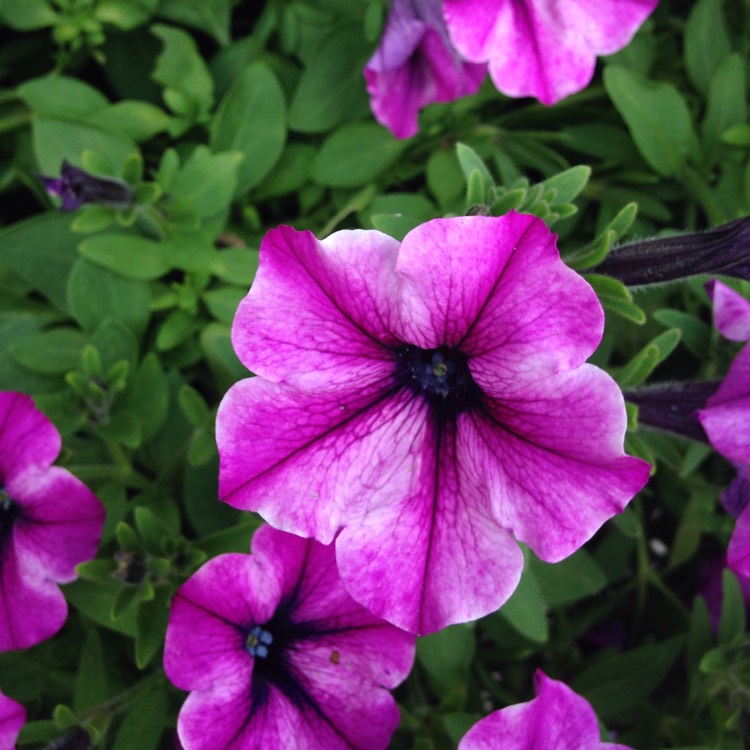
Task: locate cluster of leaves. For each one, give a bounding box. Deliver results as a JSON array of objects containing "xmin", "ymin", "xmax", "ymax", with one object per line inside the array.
[{"xmin": 0, "ymin": 0, "xmax": 747, "ymax": 748}]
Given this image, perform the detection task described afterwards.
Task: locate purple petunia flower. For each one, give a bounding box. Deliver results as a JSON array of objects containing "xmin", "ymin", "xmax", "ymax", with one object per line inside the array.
[
  {"xmin": 0, "ymin": 392, "xmax": 104, "ymax": 652},
  {"xmin": 443, "ymin": 0, "xmax": 659, "ymax": 106},
  {"xmin": 216, "ymin": 213, "xmax": 650, "ymax": 635},
  {"xmin": 364, "ymin": 0, "xmax": 486, "ymax": 139},
  {"xmin": 697, "ymin": 281, "xmax": 750, "ymax": 584},
  {"xmin": 41, "ymin": 160, "xmax": 133, "ymax": 212},
  {"xmin": 458, "ymin": 670, "xmax": 633, "ymax": 750},
  {"xmin": 164, "ymin": 524, "xmax": 415, "ymax": 750},
  {"xmin": 0, "ymin": 689, "xmax": 24, "ymax": 750}
]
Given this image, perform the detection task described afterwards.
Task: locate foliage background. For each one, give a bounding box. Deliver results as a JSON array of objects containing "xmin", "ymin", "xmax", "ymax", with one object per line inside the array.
[{"xmin": 0, "ymin": 0, "xmax": 748, "ymax": 748}]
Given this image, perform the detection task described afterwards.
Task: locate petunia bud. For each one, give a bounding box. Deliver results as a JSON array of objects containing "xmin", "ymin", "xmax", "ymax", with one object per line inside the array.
[{"xmin": 41, "ymin": 160, "xmax": 134, "ymax": 212}]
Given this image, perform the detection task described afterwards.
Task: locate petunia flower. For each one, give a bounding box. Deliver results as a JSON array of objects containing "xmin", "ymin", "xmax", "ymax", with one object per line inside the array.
[
  {"xmin": 40, "ymin": 159, "xmax": 133, "ymax": 212},
  {"xmin": 0, "ymin": 392, "xmax": 105, "ymax": 652},
  {"xmin": 697, "ymin": 281, "xmax": 750, "ymax": 585},
  {"xmin": 458, "ymin": 670, "xmax": 633, "ymax": 750},
  {"xmin": 216, "ymin": 212, "xmax": 650, "ymax": 635},
  {"xmin": 0, "ymin": 689, "xmax": 24, "ymax": 750},
  {"xmin": 163, "ymin": 524, "xmax": 415, "ymax": 750},
  {"xmin": 443, "ymin": 0, "xmax": 659, "ymax": 106},
  {"xmin": 364, "ymin": 0, "xmax": 486, "ymax": 139}
]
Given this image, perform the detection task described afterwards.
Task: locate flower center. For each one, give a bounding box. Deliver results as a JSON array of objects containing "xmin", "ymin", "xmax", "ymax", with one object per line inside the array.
[
  {"xmin": 395, "ymin": 345, "xmax": 481, "ymax": 416},
  {"xmin": 246, "ymin": 625, "xmax": 274, "ymax": 659}
]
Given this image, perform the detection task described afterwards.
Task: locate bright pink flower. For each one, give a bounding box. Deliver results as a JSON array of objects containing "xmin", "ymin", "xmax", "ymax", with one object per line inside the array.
[
  {"xmin": 365, "ymin": 0, "xmax": 486, "ymax": 138},
  {"xmin": 459, "ymin": 671, "xmax": 632, "ymax": 750},
  {"xmin": 698, "ymin": 281, "xmax": 750, "ymax": 584},
  {"xmin": 0, "ymin": 392, "xmax": 104, "ymax": 652},
  {"xmin": 164, "ymin": 524, "xmax": 415, "ymax": 750},
  {"xmin": 0, "ymin": 690, "xmax": 24, "ymax": 750},
  {"xmin": 443, "ymin": 0, "xmax": 659, "ymax": 105},
  {"xmin": 216, "ymin": 213, "xmax": 649, "ymax": 635}
]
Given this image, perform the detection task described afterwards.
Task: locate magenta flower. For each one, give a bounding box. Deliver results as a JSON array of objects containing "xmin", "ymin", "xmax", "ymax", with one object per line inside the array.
[
  {"xmin": 364, "ymin": 0, "xmax": 486, "ymax": 139},
  {"xmin": 164, "ymin": 524, "xmax": 415, "ymax": 750},
  {"xmin": 0, "ymin": 690, "xmax": 24, "ymax": 750},
  {"xmin": 0, "ymin": 392, "xmax": 104, "ymax": 652},
  {"xmin": 459, "ymin": 671, "xmax": 632, "ymax": 750},
  {"xmin": 217, "ymin": 213, "xmax": 650, "ymax": 634},
  {"xmin": 443, "ymin": 0, "xmax": 659, "ymax": 105},
  {"xmin": 697, "ymin": 281, "xmax": 750, "ymax": 584}
]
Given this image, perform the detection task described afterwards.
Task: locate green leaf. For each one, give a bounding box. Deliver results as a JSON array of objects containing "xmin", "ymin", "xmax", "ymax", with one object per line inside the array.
[
  {"xmin": 312, "ymin": 123, "xmax": 406, "ymax": 188},
  {"xmin": 134, "ymin": 506, "xmax": 171, "ymax": 554},
  {"xmin": 178, "ymin": 384, "xmax": 210, "ymax": 426},
  {"xmin": 64, "ymin": 579, "xmax": 137, "ymax": 635},
  {"xmin": 416, "ymin": 624, "xmax": 475, "ymax": 694},
  {"xmin": 653, "ymin": 308, "xmax": 711, "ymax": 359},
  {"xmin": 572, "ymin": 636, "xmax": 684, "ymax": 720},
  {"xmin": 9, "ymin": 328, "xmax": 86, "ymax": 374},
  {"xmin": 531, "ymin": 549, "xmax": 607, "ymax": 607},
  {"xmin": 702, "ymin": 53, "xmax": 746, "ymax": 159},
  {"xmin": 0, "ymin": 0, "xmax": 56, "ymax": 29},
  {"xmin": 67, "ymin": 259, "xmax": 151, "ymax": 338},
  {"xmin": 289, "ymin": 24, "xmax": 371, "ymax": 132},
  {"xmin": 212, "ymin": 248, "xmax": 259, "ymax": 287},
  {"xmin": 210, "ymin": 61, "xmax": 287, "ymax": 195},
  {"xmin": 96, "ymin": 410, "xmax": 141, "ymax": 448},
  {"xmin": 200, "ymin": 323, "xmax": 250, "ymax": 393},
  {"xmin": 89, "ymin": 100, "xmax": 170, "ymax": 141},
  {"xmin": 111, "ymin": 680, "xmax": 167, "ymax": 750},
  {"xmin": 684, "ymin": 0, "xmax": 732, "ymax": 95},
  {"xmin": 456, "ymin": 142, "xmax": 494, "ymax": 197},
  {"xmin": 130, "ymin": 353, "xmax": 169, "ymax": 442},
  {"xmin": 78, "ymin": 234, "xmax": 171, "ymax": 280},
  {"xmin": 497, "ymin": 559, "xmax": 548, "ymax": 642},
  {"xmin": 18, "ymin": 76, "xmax": 108, "ymax": 117},
  {"xmin": 604, "ymin": 66, "xmax": 697, "ymax": 177},
  {"xmin": 585, "ymin": 274, "xmax": 646, "ymax": 324},
  {"xmin": 151, "ymin": 23, "xmax": 214, "ymax": 120},
  {"xmin": 156, "ymin": 310, "xmax": 198, "ymax": 351},
  {"xmin": 71, "ymin": 205, "xmax": 117, "ymax": 234},
  {"xmin": 202, "ymin": 287, "xmax": 244, "ymax": 324},
  {"xmin": 74, "ymin": 629, "xmax": 113, "ymax": 713},
  {"xmin": 157, "ymin": 0, "xmax": 232, "ymax": 46},
  {"xmin": 96, "ymin": 0, "xmax": 158, "ymax": 29},
  {"xmin": 427, "ymin": 148, "xmax": 464, "ymax": 212},
  {"xmin": 687, "ymin": 596, "xmax": 712, "ymax": 679},
  {"xmin": 618, "ymin": 328, "xmax": 682, "ymax": 388},
  {"xmin": 135, "ymin": 589, "xmax": 171, "ymax": 668},
  {"xmin": 541, "ymin": 165, "xmax": 591, "ymax": 203},
  {"xmin": 254, "ymin": 143, "xmax": 316, "ymax": 199},
  {"xmin": 718, "ymin": 569, "xmax": 746, "ymax": 648}
]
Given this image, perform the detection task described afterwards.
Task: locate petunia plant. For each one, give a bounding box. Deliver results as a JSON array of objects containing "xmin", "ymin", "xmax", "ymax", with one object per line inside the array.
[{"xmin": 0, "ymin": 1, "xmax": 747, "ymax": 749}]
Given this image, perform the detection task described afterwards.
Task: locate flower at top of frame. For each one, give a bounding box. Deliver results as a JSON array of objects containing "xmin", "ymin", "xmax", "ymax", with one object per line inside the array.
[
  {"xmin": 364, "ymin": 0, "xmax": 486, "ymax": 139},
  {"xmin": 697, "ymin": 281, "xmax": 750, "ymax": 585},
  {"xmin": 443, "ymin": 0, "xmax": 659, "ymax": 106},
  {"xmin": 458, "ymin": 670, "xmax": 633, "ymax": 750},
  {"xmin": 216, "ymin": 213, "xmax": 650, "ymax": 635},
  {"xmin": 163, "ymin": 524, "xmax": 415, "ymax": 750},
  {"xmin": 0, "ymin": 689, "xmax": 25, "ymax": 750},
  {"xmin": 0, "ymin": 392, "xmax": 104, "ymax": 652},
  {"xmin": 40, "ymin": 160, "xmax": 133, "ymax": 212}
]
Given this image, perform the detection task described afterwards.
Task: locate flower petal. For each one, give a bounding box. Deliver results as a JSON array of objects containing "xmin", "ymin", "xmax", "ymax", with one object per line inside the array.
[
  {"xmin": 232, "ymin": 226, "xmax": 404, "ymax": 390},
  {"xmin": 396, "ymin": 214, "xmax": 603, "ymax": 375},
  {"xmin": 472, "ymin": 366, "xmax": 650, "ymax": 562},
  {"xmin": 459, "ymin": 670, "xmax": 632, "ymax": 750},
  {"xmin": 708, "ymin": 280, "xmax": 750, "ymax": 342},
  {"xmin": 0, "ymin": 690, "xmax": 24, "ymax": 749},
  {"xmin": 728, "ymin": 505, "xmax": 750, "ymax": 584},
  {"xmin": 444, "ymin": 0, "xmax": 657, "ymax": 105},
  {"xmin": 164, "ymin": 553, "xmax": 281, "ymax": 692},
  {"xmin": 0, "ymin": 392, "xmax": 60, "ymax": 480}
]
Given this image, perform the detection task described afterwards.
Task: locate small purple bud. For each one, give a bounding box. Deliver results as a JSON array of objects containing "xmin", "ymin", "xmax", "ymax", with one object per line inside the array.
[
  {"xmin": 41, "ymin": 160, "xmax": 134, "ymax": 212},
  {"xmin": 591, "ymin": 216, "xmax": 750, "ymax": 286}
]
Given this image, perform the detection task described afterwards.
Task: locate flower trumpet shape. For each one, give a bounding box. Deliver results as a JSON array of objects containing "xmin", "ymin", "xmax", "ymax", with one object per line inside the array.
[
  {"xmin": 0, "ymin": 392, "xmax": 104, "ymax": 652},
  {"xmin": 364, "ymin": 0, "xmax": 486, "ymax": 138},
  {"xmin": 217, "ymin": 213, "xmax": 650, "ymax": 635},
  {"xmin": 41, "ymin": 159, "xmax": 133, "ymax": 212},
  {"xmin": 164, "ymin": 524, "xmax": 415, "ymax": 750},
  {"xmin": 0, "ymin": 689, "xmax": 25, "ymax": 750},
  {"xmin": 697, "ymin": 281, "xmax": 750, "ymax": 584},
  {"xmin": 458, "ymin": 671, "xmax": 632, "ymax": 750},
  {"xmin": 443, "ymin": 0, "xmax": 659, "ymax": 105}
]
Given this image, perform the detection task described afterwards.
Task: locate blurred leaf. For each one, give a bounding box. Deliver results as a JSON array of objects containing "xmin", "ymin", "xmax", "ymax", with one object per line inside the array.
[
  {"xmin": 157, "ymin": 0, "xmax": 231, "ymax": 46},
  {"xmin": 718, "ymin": 569, "xmax": 746, "ymax": 648},
  {"xmin": 210, "ymin": 61, "xmax": 287, "ymax": 195},
  {"xmin": 89, "ymin": 101, "xmax": 170, "ymax": 141},
  {"xmin": 604, "ymin": 66, "xmax": 697, "ymax": 177},
  {"xmin": 10, "ymin": 328, "xmax": 86, "ymax": 374},
  {"xmin": 497, "ymin": 559, "xmax": 548, "ymax": 643},
  {"xmin": 18, "ymin": 76, "xmax": 108, "ymax": 117},
  {"xmin": 79, "ymin": 234, "xmax": 171, "ymax": 280},
  {"xmin": 130, "ymin": 353, "xmax": 169, "ymax": 442},
  {"xmin": 585, "ymin": 274, "xmax": 646, "ymax": 324},
  {"xmin": 456, "ymin": 142, "xmax": 495, "ymax": 198},
  {"xmin": 417, "ymin": 624, "xmax": 475, "ymax": 695},
  {"xmin": 74, "ymin": 629, "xmax": 113, "ymax": 713},
  {"xmin": 541, "ymin": 165, "xmax": 591, "ymax": 203},
  {"xmin": 653, "ymin": 309, "xmax": 711, "ymax": 359},
  {"xmin": 96, "ymin": 0, "xmax": 158, "ymax": 29},
  {"xmin": 135, "ymin": 589, "xmax": 171, "ymax": 668},
  {"xmin": 619, "ymin": 329, "xmax": 681, "ymax": 388},
  {"xmin": 0, "ymin": 0, "xmax": 56, "ymax": 29},
  {"xmin": 111, "ymin": 679, "xmax": 166, "ymax": 750},
  {"xmin": 702, "ymin": 54, "xmax": 746, "ymax": 160},
  {"xmin": 531, "ymin": 549, "xmax": 607, "ymax": 607},
  {"xmin": 684, "ymin": 0, "xmax": 732, "ymax": 95}
]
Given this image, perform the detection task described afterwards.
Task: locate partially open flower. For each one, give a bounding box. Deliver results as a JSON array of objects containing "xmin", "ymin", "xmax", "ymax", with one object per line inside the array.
[
  {"xmin": 0, "ymin": 392, "xmax": 105, "ymax": 652},
  {"xmin": 41, "ymin": 160, "xmax": 133, "ymax": 212},
  {"xmin": 444, "ymin": 0, "xmax": 659, "ymax": 105},
  {"xmin": 365, "ymin": 0, "xmax": 486, "ymax": 139},
  {"xmin": 0, "ymin": 689, "xmax": 24, "ymax": 750},
  {"xmin": 459, "ymin": 671, "xmax": 632, "ymax": 750},
  {"xmin": 164, "ymin": 524, "xmax": 415, "ymax": 750},
  {"xmin": 217, "ymin": 213, "xmax": 649, "ymax": 635}
]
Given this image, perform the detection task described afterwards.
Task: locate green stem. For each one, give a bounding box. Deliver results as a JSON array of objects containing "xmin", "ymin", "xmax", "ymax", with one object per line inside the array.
[{"xmin": 681, "ymin": 167, "xmax": 728, "ymax": 226}]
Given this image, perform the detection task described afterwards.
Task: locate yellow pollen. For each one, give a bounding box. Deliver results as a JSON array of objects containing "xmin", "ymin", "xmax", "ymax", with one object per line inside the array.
[{"xmin": 433, "ymin": 362, "xmax": 448, "ymax": 377}]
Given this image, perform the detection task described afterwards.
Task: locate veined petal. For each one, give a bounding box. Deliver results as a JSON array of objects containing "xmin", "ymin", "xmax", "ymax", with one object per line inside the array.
[
  {"xmin": 232, "ymin": 226, "xmax": 404, "ymax": 390},
  {"xmin": 0, "ymin": 690, "xmax": 24, "ymax": 750},
  {"xmin": 336, "ymin": 414, "xmax": 524, "ymax": 635},
  {"xmin": 0, "ymin": 392, "xmax": 60, "ymax": 479},
  {"xmin": 9, "ymin": 466, "xmax": 104, "ymax": 582},
  {"xmin": 708, "ymin": 280, "xmax": 750, "ymax": 342},
  {"xmin": 728, "ymin": 505, "xmax": 750, "ymax": 583},
  {"xmin": 444, "ymin": 0, "xmax": 657, "ymax": 105},
  {"xmin": 164, "ymin": 553, "xmax": 280, "ymax": 692},
  {"xmin": 458, "ymin": 670, "xmax": 633, "ymax": 750},
  {"xmin": 396, "ymin": 214, "xmax": 603, "ymax": 374},
  {"xmin": 218, "ymin": 378, "xmax": 421, "ymax": 545},
  {"xmin": 471, "ymin": 366, "xmax": 650, "ymax": 562}
]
